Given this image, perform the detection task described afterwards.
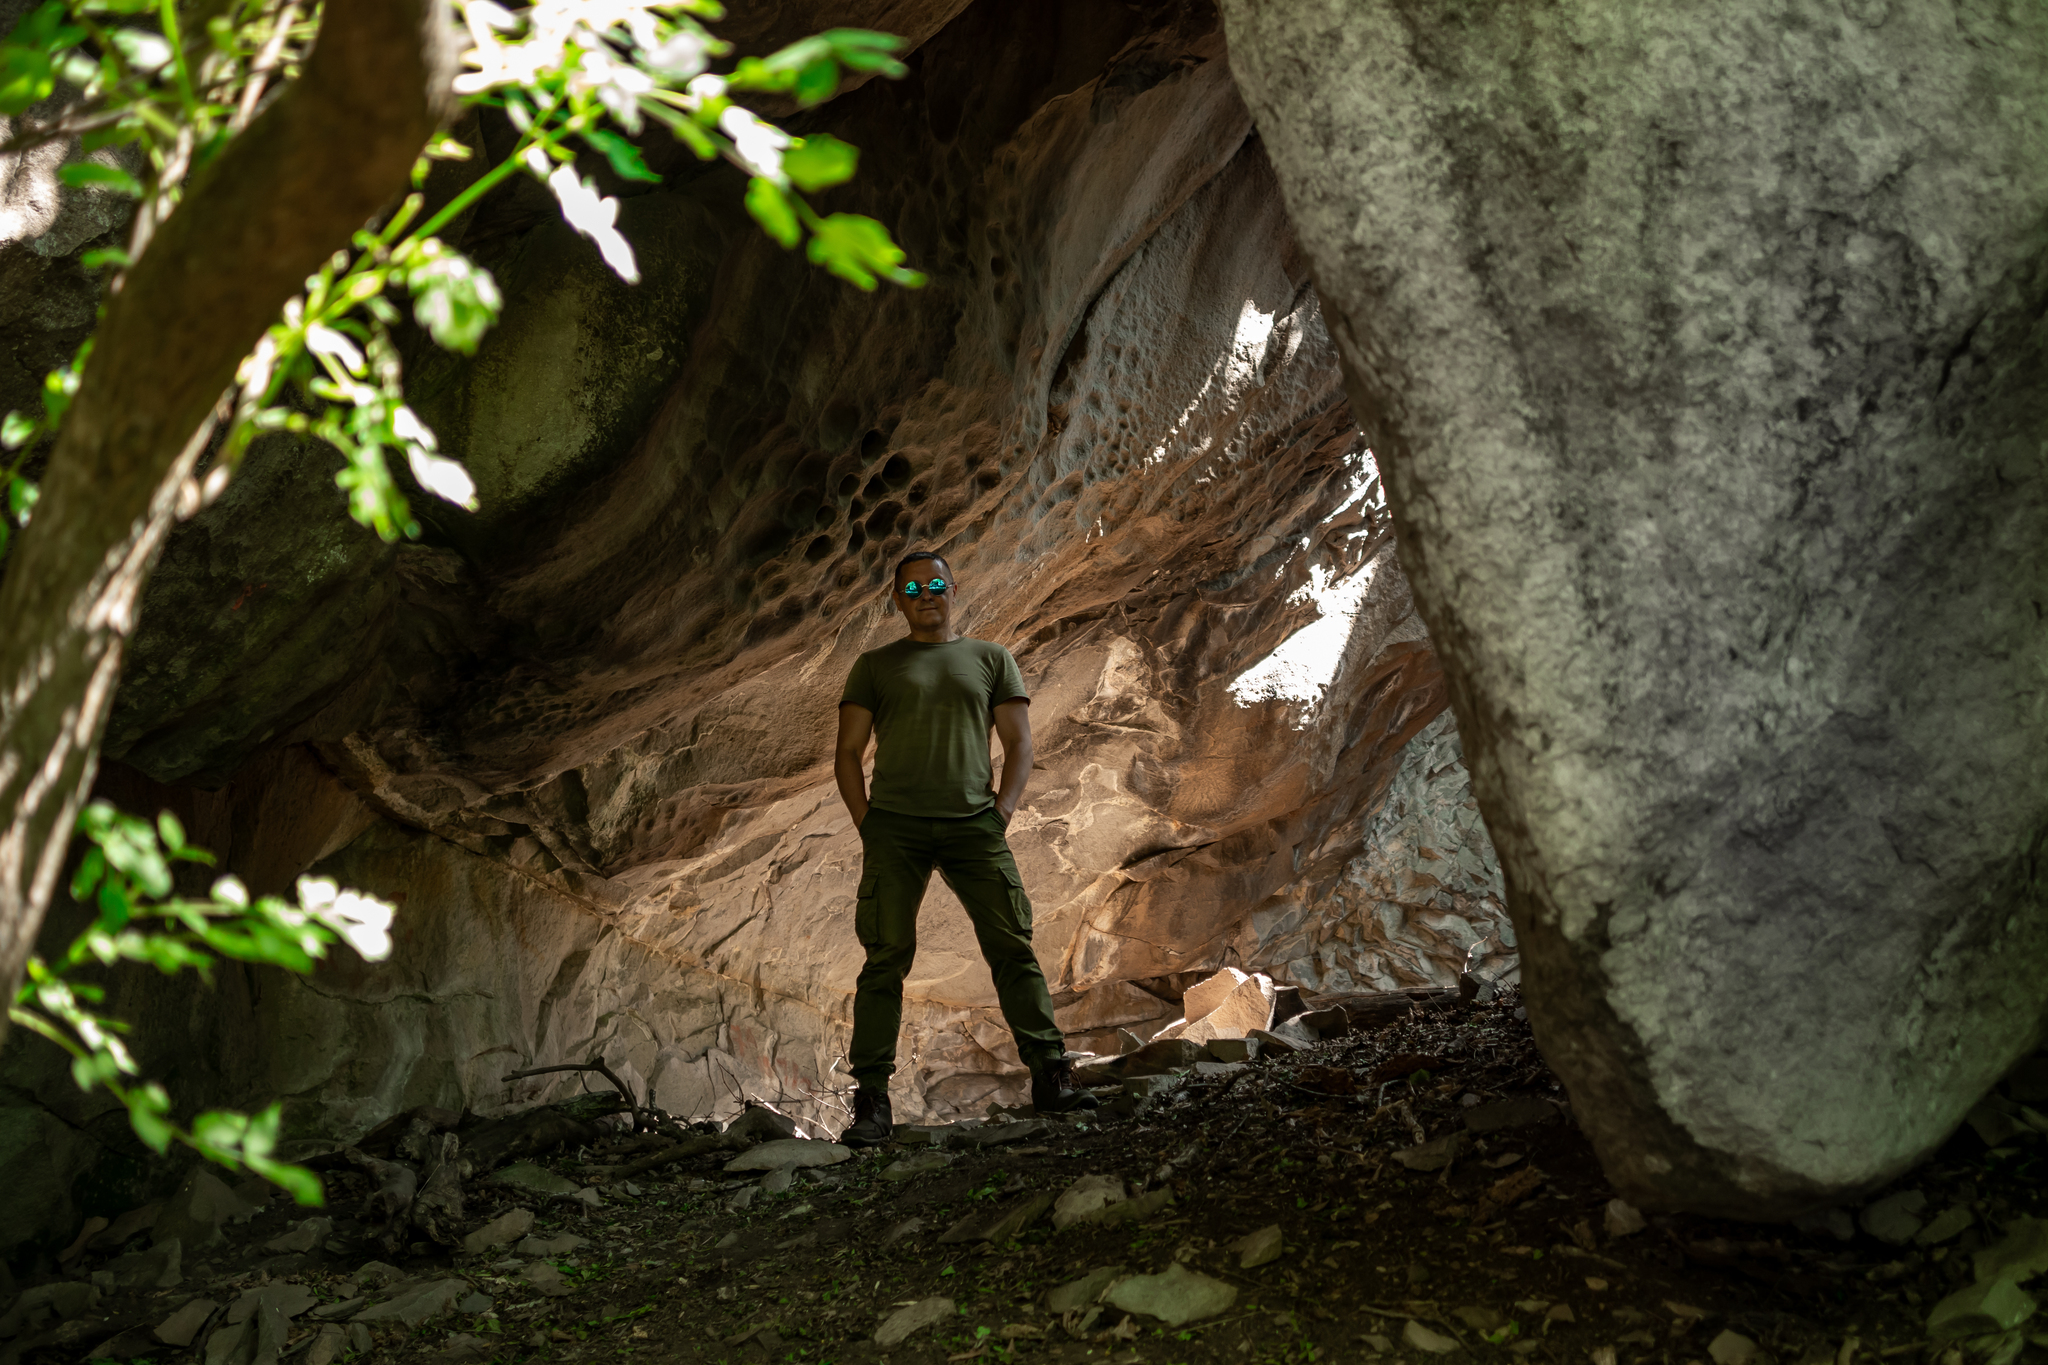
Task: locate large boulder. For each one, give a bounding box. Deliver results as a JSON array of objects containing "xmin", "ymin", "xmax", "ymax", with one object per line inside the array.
[{"xmin": 1222, "ymin": 0, "xmax": 2048, "ymax": 1215}]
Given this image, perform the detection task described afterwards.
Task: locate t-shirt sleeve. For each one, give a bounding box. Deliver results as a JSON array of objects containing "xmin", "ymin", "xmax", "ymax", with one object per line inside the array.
[
  {"xmin": 991, "ymin": 647, "xmax": 1029, "ymax": 706},
  {"xmin": 841, "ymin": 653, "xmax": 879, "ymax": 711}
]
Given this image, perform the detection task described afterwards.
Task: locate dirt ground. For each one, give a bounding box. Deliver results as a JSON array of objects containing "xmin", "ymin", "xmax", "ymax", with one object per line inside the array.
[{"xmin": 23, "ymin": 990, "xmax": 2048, "ymax": 1365}]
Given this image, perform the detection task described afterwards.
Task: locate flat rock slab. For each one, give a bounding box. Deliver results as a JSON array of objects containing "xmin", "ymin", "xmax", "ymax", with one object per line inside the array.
[
  {"xmin": 1105, "ymin": 1264, "xmax": 1237, "ymax": 1326},
  {"xmin": 1119, "ymin": 1039, "xmax": 1209, "ymax": 1078},
  {"xmin": 490, "ymin": 1163, "xmax": 582, "ymax": 1198},
  {"xmin": 1046, "ymin": 1267, "xmax": 1124, "ymax": 1315},
  {"xmin": 1052, "ymin": 1174, "xmax": 1125, "ymax": 1230},
  {"xmin": 353, "ymin": 1280, "xmax": 469, "ymax": 1326},
  {"xmin": 881, "ymin": 1152, "xmax": 956, "ymax": 1182},
  {"xmin": 1929, "ymin": 1278, "xmax": 2037, "ymax": 1340},
  {"xmin": 1860, "ymin": 1190, "xmax": 1927, "ymax": 1246},
  {"xmin": 949, "ymin": 1120, "xmax": 1051, "ymax": 1149},
  {"xmin": 263, "ymin": 1219, "xmax": 332, "ymax": 1256},
  {"xmin": 940, "ymin": 1192, "xmax": 1053, "ymax": 1244},
  {"xmin": 1070, "ymin": 1188, "xmax": 1174, "ymax": 1230},
  {"xmin": 228, "ymin": 1284, "xmax": 319, "ymax": 1324},
  {"xmin": 1976, "ymin": 1217, "xmax": 2048, "ymax": 1284},
  {"xmin": 1245, "ymin": 1029, "xmax": 1304, "ymax": 1056},
  {"xmin": 104, "ymin": 1240, "xmax": 182, "ymax": 1290},
  {"xmin": 460, "ymin": 1208, "xmax": 534, "ymax": 1256},
  {"xmin": 874, "ymin": 1297, "xmax": 954, "ymax": 1348},
  {"xmin": 520, "ymin": 1263, "xmax": 573, "ymax": 1298},
  {"xmin": 514, "ymin": 1233, "xmax": 587, "ymax": 1258},
  {"xmin": 723, "ymin": 1140, "xmax": 852, "ymax": 1172},
  {"xmin": 1394, "ymin": 1134, "xmax": 1465, "ymax": 1172},
  {"xmin": 724, "ymin": 1108, "xmax": 800, "ymax": 1142},
  {"xmin": 154, "ymin": 1299, "xmax": 219, "ymax": 1348}
]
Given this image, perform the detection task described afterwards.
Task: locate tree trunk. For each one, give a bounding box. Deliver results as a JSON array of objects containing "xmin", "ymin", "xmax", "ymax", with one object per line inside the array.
[{"xmin": 0, "ymin": 0, "xmax": 455, "ymax": 1018}]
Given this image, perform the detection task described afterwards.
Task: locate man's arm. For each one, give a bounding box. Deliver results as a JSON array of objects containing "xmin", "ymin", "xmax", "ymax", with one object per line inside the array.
[
  {"xmin": 992, "ymin": 699, "xmax": 1032, "ymax": 825},
  {"xmin": 836, "ymin": 703, "xmax": 875, "ymax": 829}
]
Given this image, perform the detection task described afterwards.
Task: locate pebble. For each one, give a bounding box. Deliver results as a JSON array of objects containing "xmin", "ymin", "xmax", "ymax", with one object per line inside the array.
[
  {"xmin": 1402, "ymin": 1320, "xmax": 1460, "ymax": 1355},
  {"xmin": 1708, "ymin": 1330, "xmax": 1757, "ymax": 1365},
  {"xmin": 760, "ymin": 1167, "xmax": 797, "ymax": 1195},
  {"xmin": 1603, "ymin": 1198, "xmax": 1646, "ymax": 1237},
  {"xmin": 873, "ymin": 1296, "xmax": 955, "ymax": 1347},
  {"xmin": 1233, "ymin": 1224, "xmax": 1283, "ymax": 1269},
  {"xmin": 1858, "ymin": 1189, "xmax": 1927, "ymax": 1245},
  {"xmin": 1393, "ymin": 1133, "xmax": 1464, "ymax": 1171}
]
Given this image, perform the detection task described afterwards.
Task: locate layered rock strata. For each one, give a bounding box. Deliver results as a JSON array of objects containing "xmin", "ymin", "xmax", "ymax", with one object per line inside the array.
[
  {"xmin": 1224, "ymin": 0, "xmax": 2048, "ymax": 1216},
  {"xmin": 0, "ymin": 0, "xmax": 1509, "ymax": 1255}
]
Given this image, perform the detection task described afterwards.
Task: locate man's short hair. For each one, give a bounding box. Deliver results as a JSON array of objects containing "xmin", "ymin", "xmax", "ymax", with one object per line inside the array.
[{"xmin": 894, "ymin": 549, "xmax": 950, "ymax": 581}]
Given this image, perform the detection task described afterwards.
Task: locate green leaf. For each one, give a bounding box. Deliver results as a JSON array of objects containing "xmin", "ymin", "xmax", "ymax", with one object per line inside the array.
[
  {"xmin": 251, "ymin": 1155, "xmax": 324, "ymax": 1207},
  {"xmin": 580, "ymin": 128, "xmax": 660, "ymax": 184},
  {"xmin": 403, "ymin": 240, "xmax": 502, "ymax": 356},
  {"xmin": 744, "ymin": 177, "xmax": 801, "ymax": 249},
  {"xmin": 6, "ymin": 473, "xmax": 35, "ymax": 514},
  {"xmin": 792, "ymin": 56, "xmax": 837, "ymax": 107},
  {"xmin": 156, "ymin": 810, "xmax": 185, "ymax": 852},
  {"xmin": 126, "ymin": 1084, "xmax": 174, "ymax": 1153},
  {"xmin": 0, "ymin": 48, "xmax": 54, "ymax": 114},
  {"xmin": 80, "ymin": 245, "xmax": 130, "ymax": 270},
  {"xmin": 641, "ymin": 100, "xmax": 716, "ymax": 160},
  {"xmin": 805, "ymin": 212, "xmax": 925, "ymax": 290},
  {"xmin": 2, "ymin": 410, "xmax": 38, "ymax": 450},
  {"xmin": 782, "ymin": 134, "xmax": 857, "ymax": 193},
  {"xmin": 69, "ymin": 848, "xmax": 105, "ymax": 902},
  {"xmin": 58, "ymin": 162, "xmax": 145, "ymax": 198},
  {"xmin": 820, "ymin": 29, "xmax": 907, "ymax": 76}
]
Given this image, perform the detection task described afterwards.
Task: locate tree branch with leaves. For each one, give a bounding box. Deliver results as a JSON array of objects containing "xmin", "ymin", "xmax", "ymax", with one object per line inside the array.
[{"xmin": 0, "ymin": 0, "xmax": 922, "ymax": 1202}]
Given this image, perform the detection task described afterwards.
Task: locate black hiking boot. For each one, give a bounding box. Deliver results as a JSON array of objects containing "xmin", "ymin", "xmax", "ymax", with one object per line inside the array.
[
  {"xmin": 1031, "ymin": 1057, "xmax": 1099, "ymax": 1114},
  {"xmin": 841, "ymin": 1087, "xmax": 893, "ymax": 1147}
]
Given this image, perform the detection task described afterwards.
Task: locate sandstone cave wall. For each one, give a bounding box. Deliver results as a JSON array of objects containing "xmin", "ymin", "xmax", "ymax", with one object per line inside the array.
[{"xmin": 0, "ymin": 0, "xmax": 1511, "ymax": 1256}]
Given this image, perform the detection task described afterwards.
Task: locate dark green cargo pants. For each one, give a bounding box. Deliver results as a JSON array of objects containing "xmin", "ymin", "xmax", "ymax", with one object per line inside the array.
[{"xmin": 849, "ymin": 805, "xmax": 1065, "ymax": 1088}]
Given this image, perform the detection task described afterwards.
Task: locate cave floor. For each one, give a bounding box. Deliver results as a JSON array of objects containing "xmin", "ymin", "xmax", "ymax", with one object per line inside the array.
[{"xmin": 44, "ymin": 994, "xmax": 2048, "ymax": 1365}]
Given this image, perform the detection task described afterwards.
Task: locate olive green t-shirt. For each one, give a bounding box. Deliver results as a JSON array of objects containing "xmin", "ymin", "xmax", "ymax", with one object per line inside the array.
[{"xmin": 840, "ymin": 636, "xmax": 1029, "ymax": 818}]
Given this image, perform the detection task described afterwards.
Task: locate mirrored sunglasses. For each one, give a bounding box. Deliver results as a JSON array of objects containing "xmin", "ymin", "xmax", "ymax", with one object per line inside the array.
[{"xmin": 898, "ymin": 577, "xmax": 950, "ymax": 598}]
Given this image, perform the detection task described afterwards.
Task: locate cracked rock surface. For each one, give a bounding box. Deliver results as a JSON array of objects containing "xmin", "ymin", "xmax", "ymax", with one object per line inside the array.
[{"xmin": 1223, "ymin": 0, "xmax": 2048, "ymax": 1214}]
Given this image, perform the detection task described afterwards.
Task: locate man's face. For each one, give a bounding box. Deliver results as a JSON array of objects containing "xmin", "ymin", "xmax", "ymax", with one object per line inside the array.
[{"xmin": 892, "ymin": 561, "xmax": 954, "ymax": 631}]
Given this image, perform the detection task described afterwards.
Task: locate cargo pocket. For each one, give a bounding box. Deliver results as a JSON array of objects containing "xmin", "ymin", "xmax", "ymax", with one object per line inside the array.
[
  {"xmin": 854, "ymin": 871, "xmax": 880, "ymax": 948},
  {"xmin": 998, "ymin": 863, "xmax": 1032, "ymax": 934}
]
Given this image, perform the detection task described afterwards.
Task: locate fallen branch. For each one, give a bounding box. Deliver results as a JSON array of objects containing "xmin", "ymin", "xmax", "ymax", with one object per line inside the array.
[
  {"xmin": 506, "ymin": 1055, "xmax": 660, "ymax": 1133},
  {"xmin": 573, "ymin": 1131, "xmax": 749, "ymax": 1180}
]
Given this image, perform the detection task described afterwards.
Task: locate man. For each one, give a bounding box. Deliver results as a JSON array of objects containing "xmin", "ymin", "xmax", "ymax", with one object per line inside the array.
[{"xmin": 834, "ymin": 550, "xmax": 1098, "ymax": 1147}]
